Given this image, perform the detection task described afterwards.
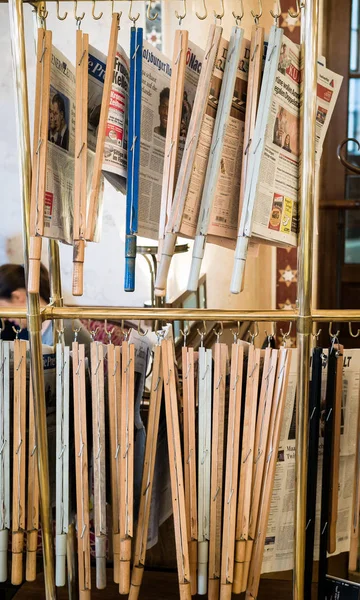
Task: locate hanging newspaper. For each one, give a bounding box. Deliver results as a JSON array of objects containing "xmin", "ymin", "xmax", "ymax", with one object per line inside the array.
[
  {"xmin": 241, "ymin": 34, "xmax": 343, "ymax": 249},
  {"xmin": 87, "ymin": 44, "xmax": 129, "ymax": 195},
  {"xmin": 137, "ymin": 40, "xmax": 203, "ymax": 240},
  {"xmin": 261, "ymin": 349, "xmax": 360, "ymax": 574},
  {"xmin": 44, "ymin": 43, "xmax": 129, "ymax": 244},
  {"xmin": 206, "ymin": 37, "xmax": 250, "ymax": 249}
]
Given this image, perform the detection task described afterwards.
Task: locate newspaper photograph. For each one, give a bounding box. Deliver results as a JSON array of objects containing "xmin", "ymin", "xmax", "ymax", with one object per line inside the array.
[
  {"xmin": 207, "ymin": 37, "xmax": 251, "ymax": 247},
  {"xmin": 261, "ymin": 349, "xmax": 360, "ymax": 574},
  {"xmin": 248, "ymin": 36, "xmax": 300, "ymax": 248},
  {"xmin": 179, "ymin": 37, "xmax": 229, "ymax": 240},
  {"xmin": 88, "ymin": 44, "xmax": 129, "ymax": 194},
  {"xmin": 44, "ymin": 45, "xmax": 76, "ymax": 244}
]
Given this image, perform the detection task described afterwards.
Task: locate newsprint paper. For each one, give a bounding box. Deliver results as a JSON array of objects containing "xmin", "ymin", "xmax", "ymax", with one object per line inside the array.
[
  {"xmin": 262, "ymin": 349, "xmax": 360, "ymax": 574},
  {"xmin": 137, "ymin": 40, "xmax": 203, "ymax": 240},
  {"xmin": 44, "ymin": 43, "xmax": 129, "ymax": 244}
]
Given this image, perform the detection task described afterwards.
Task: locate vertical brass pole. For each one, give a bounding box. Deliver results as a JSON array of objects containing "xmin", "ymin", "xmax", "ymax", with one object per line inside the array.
[
  {"xmin": 295, "ymin": 1, "xmax": 319, "ymax": 599},
  {"xmin": 8, "ymin": 1, "xmax": 56, "ymax": 598}
]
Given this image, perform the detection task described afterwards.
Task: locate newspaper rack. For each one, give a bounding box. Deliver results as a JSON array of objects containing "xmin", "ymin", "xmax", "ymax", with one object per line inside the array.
[{"xmin": 3, "ymin": 0, "xmax": 359, "ymax": 599}]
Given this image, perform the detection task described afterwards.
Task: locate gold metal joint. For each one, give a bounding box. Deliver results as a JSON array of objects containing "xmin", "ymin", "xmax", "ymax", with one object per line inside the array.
[{"xmin": 296, "ymin": 315, "xmax": 313, "ymax": 335}]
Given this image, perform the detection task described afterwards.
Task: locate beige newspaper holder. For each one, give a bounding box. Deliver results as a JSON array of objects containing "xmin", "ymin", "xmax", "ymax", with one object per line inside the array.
[
  {"xmin": 107, "ymin": 343, "xmax": 122, "ymax": 583},
  {"xmin": 72, "ymin": 342, "xmax": 91, "ymax": 599},
  {"xmin": 86, "ymin": 12, "xmax": 120, "ymax": 242},
  {"xmin": 220, "ymin": 342, "xmax": 244, "ymax": 600},
  {"xmin": 29, "ymin": 27, "xmax": 52, "ymax": 294},
  {"xmin": 73, "ymin": 29, "xmax": 89, "ymax": 296},
  {"xmin": 11, "ymin": 338, "xmax": 27, "ymax": 586},
  {"xmin": 26, "ymin": 376, "xmax": 39, "ymax": 582},
  {"xmin": 129, "ymin": 343, "xmax": 164, "ymax": 600}
]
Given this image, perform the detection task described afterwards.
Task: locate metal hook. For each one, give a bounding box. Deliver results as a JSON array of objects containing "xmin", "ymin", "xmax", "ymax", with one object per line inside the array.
[
  {"xmin": 232, "ymin": 0, "xmax": 244, "ymax": 25},
  {"xmin": 280, "ymin": 322, "xmax": 293, "ymax": 347},
  {"xmin": 270, "ymin": 0, "xmax": 281, "ymax": 25},
  {"xmin": 349, "ymin": 323, "xmax": 360, "ymax": 338},
  {"xmin": 312, "ymin": 328, "xmax": 322, "ymax": 342},
  {"xmin": 175, "ymin": 0, "xmax": 186, "ymax": 25},
  {"xmin": 38, "ymin": 3, "xmax": 49, "ymax": 27},
  {"xmin": 92, "ymin": 0, "xmax": 103, "ymax": 20},
  {"xmin": 147, "ymin": 0, "xmax": 158, "ymax": 21},
  {"xmin": 137, "ymin": 322, "xmax": 148, "ymax": 337},
  {"xmin": 72, "ymin": 321, "xmax": 82, "ymax": 342},
  {"xmin": 288, "ymin": 0, "xmax": 304, "ymax": 18},
  {"xmin": 56, "ymin": 0, "xmax": 68, "ymax": 20},
  {"xmin": 129, "ymin": 0, "xmax": 140, "ymax": 25},
  {"xmin": 213, "ymin": 0, "xmax": 224, "ymax": 22},
  {"xmin": 337, "ymin": 138, "xmax": 360, "ymax": 176},
  {"xmin": 248, "ymin": 322, "xmax": 259, "ymax": 345},
  {"xmin": 197, "ymin": 321, "xmax": 207, "ymax": 347},
  {"xmin": 213, "ymin": 322, "xmax": 223, "ymax": 343},
  {"xmin": 57, "ymin": 328, "xmax": 65, "ymax": 344},
  {"xmin": 74, "ymin": 1, "xmax": 85, "ymax": 26},
  {"xmin": 265, "ymin": 323, "xmax": 277, "ymax": 348},
  {"xmin": 329, "ymin": 322, "xmax": 340, "ymax": 339},
  {"xmin": 104, "ymin": 320, "xmax": 115, "ymax": 343},
  {"xmin": 12, "ymin": 325, "xmax": 22, "ymax": 340},
  {"xmin": 180, "ymin": 327, "xmax": 189, "ymax": 347},
  {"xmin": 251, "ymin": 0, "xmax": 263, "ymax": 23},
  {"xmin": 230, "ymin": 321, "xmax": 241, "ymax": 343},
  {"xmin": 90, "ymin": 327, "xmax": 100, "ymax": 341},
  {"xmin": 196, "ymin": 0, "xmax": 207, "ymax": 20}
]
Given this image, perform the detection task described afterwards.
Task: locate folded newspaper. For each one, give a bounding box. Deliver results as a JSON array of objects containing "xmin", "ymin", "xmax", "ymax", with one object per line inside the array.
[{"xmin": 44, "ymin": 42, "xmax": 129, "ymax": 245}]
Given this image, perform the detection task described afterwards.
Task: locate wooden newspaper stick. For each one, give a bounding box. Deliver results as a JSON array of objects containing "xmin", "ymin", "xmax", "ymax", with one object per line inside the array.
[
  {"xmin": 86, "ymin": 13, "xmax": 120, "ymax": 241},
  {"xmin": 72, "ymin": 342, "xmax": 91, "ymax": 599},
  {"xmin": 233, "ymin": 346, "xmax": 260, "ymax": 594},
  {"xmin": 155, "ymin": 25, "xmax": 222, "ymax": 297},
  {"xmin": 26, "ymin": 376, "xmax": 39, "ymax": 582},
  {"xmin": 29, "ymin": 28, "xmax": 52, "ymax": 294},
  {"xmin": 208, "ymin": 342, "xmax": 227, "ymax": 600},
  {"xmin": 162, "ymin": 339, "xmax": 191, "ymax": 600},
  {"xmin": 188, "ymin": 25, "xmax": 244, "ymax": 292},
  {"xmin": 12, "ymin": 338, "xmax": 27, "ymax": 586},
  {"xmin": 328, "ymin": 344, "xmax": 344, "ymax": 555},
  {"xmin": 242, "ymin": 349, "xmax": 277, "ymax": 592},
  {"xmin": 91, "ymin": 342, "xmax": 107, "ymax": 589},
  {"xmin": 107, "ymin": 344, "xmax": 121, "ymax": 583},
  {"xmin": 0, "ymin": 340, "xmax": 10, "ymax": 583},
  {"xmin": 182, "ymin": 346, "xmax": 198, "ymax": 596},
  {"xmin": 246, "ymin": 348, "xmax": 291, "ymax": 600},
  {"xmin": 158, "ymin": 30, "xmax": 188, "ymax": 263},
  {"xmin": 349, "ymin": 363, "xmax": 360, "ymax": 572},
  {"xmin": 73, "ymin": 30, "xmax": 89, "ymax": 296},
  {"xmin": 219, "ymin": 343, "xmax": 244, "ymax": 600},
  {"xmin": 119, "ymin": 340, "xmax": 135, "ymax": 595},
  {"xmin": 129, "ymin": 344, "xmax": 164, "ymax": 600}
]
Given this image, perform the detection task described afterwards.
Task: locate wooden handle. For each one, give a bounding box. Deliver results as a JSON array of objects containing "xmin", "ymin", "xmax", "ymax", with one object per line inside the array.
[
  {"xmin": 113, "ymin": 533, "xmax": 120, "ymax": 584},
  {"xmin": 231, "ymin": 236, "xmax": 248, "ymax": 294},
  {"xmin": 11, "ymin": 531, "xmax": 24, "ymax": 585},
  {"xmin": 232, "ymin": 560, "xmax": 243, "ymax": 595},
  {"xmin": 129, "ymin": 566, "xmax": 144, "ymax": 600},
  {"xmin": 72, "ymin": 240, "xmax": 85, "ymax": 296},
  {"xmin": 189, "ymin": 540, "xmax": 197, "ymax": 596},
  {"xmin": 349, "ymin": 535, "xmax": 358, "ymax": 572},
  {"xmin": 95, "ymin": 536, "xmax": 107, "ymax": 590},
  {"xmin": 188, "ymin": 235, "xmax": 205, "ymax": 292},
  {"xmin": 179, "ymin": 582, "xmax": 192, "ymax": 600},
  {"xmin": 28, "ymin": 237, "xmax": 42, "ymax": 294},
  {"xmin": 241, "ymin": 540, "xmax": 253, "ymax": 593},
  {"xmin": 155, "ymin": 231, "xmax": 177, "ymax": 296},
  {"xmin": 119, "ymin": 538, "xmax": 131, "ymax": 595},
  {"xmin": 26, "ymin": 530, "xmax": 38, "ymax": 582},
  {"xmin": 79, "ymin": 591, "xmax": 91, "ymax": 600},
  {"xmin": 220, "ymin": 583, "xmax": 233, "ymax": 600},
  {"xmin": 208, "ymin": 578, "xmax": 220, "ymax": 600}
]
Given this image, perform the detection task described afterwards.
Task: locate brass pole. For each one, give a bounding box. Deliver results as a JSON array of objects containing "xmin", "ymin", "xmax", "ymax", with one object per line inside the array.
[
  {"xmin": 8, "ymin": 0, "xmax": 56, "ymax": 598},
  {"xmin": 295, "ymin": 0, "xmax": 319, "ymax": 599}
]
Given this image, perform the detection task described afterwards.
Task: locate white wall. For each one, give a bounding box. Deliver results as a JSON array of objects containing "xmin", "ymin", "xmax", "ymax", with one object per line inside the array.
[{"xmin": 0, "ymin": 0, "xmax": 276, "ymax": 311}]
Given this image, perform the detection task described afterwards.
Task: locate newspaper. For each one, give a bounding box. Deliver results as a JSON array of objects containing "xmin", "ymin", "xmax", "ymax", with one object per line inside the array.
[
  {"xmin": 88, "ymin": 44, "xmax": 129, "ymax": 195},
  {"xmin": 261, "ymin": 349, "xmax": 360, "ymax": 574},
  {"xmin": 44, "ymin": 42, "xmax": 129, "ymax": 244},
  {"xmin": 207, "ymin": 38, "xmax": 250, "ymax": 249},
  {"xmin": 137, "ymin": 40, "xmax": 203, "ymax": 240},
  {"xmin": 179, "ymin": 37, "xmax": 229, "ymax": 239},
  {"xmin": 243, "ymin": 34, "xmax": 342, "ymax": 249}
]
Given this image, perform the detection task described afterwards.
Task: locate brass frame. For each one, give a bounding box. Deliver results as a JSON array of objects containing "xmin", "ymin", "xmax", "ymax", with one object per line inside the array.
[{"xmin": 3, "ymin": 0, "xmax": 359, "ymax": 599}]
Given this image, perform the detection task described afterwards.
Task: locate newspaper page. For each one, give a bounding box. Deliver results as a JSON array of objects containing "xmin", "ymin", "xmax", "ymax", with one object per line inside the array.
[
  {"xmin": 88, "ymin": 44, "xmax": 129, "ymax": 195},
  {"xmin": 207, "ymin": 38, "xmax": 250, "ymax": 248},
  {"xmin": 316, "ymin": 64, "xmax": 343, "ymax": 163},
  {"xmin": 179, "ymin": 37, "xmax": 229, "ymax": 239},
  {"xmin": 44, "ymin": 46, "xmax": 76, "ymax": 244},
  {"xmin": 137, "ymin": 43, "xmax": 172, "ymax": 240},
  {"xmin": 261, "ymin": 349, "xmax": 360, "ymax": 574}
]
